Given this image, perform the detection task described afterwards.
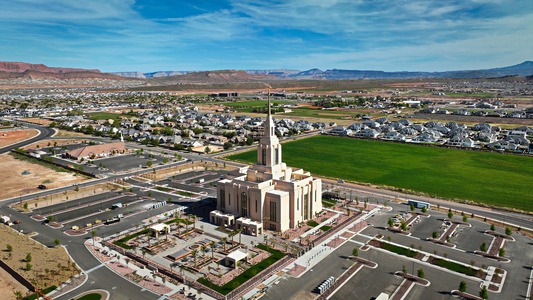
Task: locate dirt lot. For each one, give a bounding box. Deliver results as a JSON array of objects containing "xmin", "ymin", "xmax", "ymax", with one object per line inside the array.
[
  {"xmin": 0, "ymin": 129, "xmax": 39, "ymax": 148},
  {"xmin": 0, "ymin": 225, "xmax": 79, "ymax": 293},
  {"xmin": 24, "ymin": 138, "xmax": 86, "ymax": 150},
  {"xmin": 0, "ymin": 153, "xmax": 87, "ymax": 200},
  {"xmin": 0, "ymin": 266, "xmax": 29, "ymax": 300},
  {"xmin": 19, "ymin": 118, "xmax": 54, "ymax": 126}
]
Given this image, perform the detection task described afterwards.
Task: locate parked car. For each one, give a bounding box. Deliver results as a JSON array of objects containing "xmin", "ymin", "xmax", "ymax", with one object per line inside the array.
[{"xmin": 37, "ymin": 184, "xmax": 47, "ymax": 189}]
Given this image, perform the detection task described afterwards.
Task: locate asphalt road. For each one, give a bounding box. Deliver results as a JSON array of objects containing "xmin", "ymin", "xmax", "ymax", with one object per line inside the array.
[{"xmin": 0, "ymin": 123, "xmax": 56, "ymax": 154}]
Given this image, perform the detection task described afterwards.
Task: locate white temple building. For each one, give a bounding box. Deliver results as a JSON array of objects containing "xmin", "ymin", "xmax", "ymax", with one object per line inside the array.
[{"xmin": 210, "ymin": 93, "xmax": 322, "ymax": 234}]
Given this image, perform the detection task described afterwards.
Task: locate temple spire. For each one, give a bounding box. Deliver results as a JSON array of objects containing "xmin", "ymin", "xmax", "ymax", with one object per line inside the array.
[{"xmin": 267, "ymin": 88, "xmax": 271, "ymax": 116}]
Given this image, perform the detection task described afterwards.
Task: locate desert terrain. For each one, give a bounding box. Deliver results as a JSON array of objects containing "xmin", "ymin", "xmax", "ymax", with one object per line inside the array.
[
  {"xmin": 0, "ymin": 154, "xmax": 86, "ymax": 200},
  {"xmin": 0, "ymin": 129, "xmax": 39, "ymax": 148}
]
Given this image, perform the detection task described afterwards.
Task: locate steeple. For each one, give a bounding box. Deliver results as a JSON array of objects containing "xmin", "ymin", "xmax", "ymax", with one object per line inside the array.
[
  {"xmin": 256, "ymin": 89, "xmax": 282, "ymax": 169},
  {"xmin": 268, "ymin": 88, "xmax": 271, "ymax": 116}
]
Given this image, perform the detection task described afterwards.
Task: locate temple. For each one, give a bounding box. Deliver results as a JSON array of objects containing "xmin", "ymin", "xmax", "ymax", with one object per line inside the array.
[{"xmin": 210, "ymin": 92, "xmax": 322, "ymax": 235}]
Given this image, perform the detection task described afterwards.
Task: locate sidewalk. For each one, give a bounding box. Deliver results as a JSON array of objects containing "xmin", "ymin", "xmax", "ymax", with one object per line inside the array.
[{"xmin": 85, "ymin": 237, "xmax": 215, "ymax": 300}]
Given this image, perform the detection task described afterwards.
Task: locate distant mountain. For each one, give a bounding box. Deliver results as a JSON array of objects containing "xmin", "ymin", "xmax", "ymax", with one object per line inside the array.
[
  {"xmin": 112, "ymin": 71, "xmax": 146, "ymax": 79},
  {"xmin": 0, "ymin": 61, "xmax": 127, "ymax": 81},
  {"xmin": 149, "ymin": 70, "xmax": 277, "ymax": 84},
  {"xmin": 0, "ymin": 61, "xmax": 101, "ymax": 74},
  {"xmin": 113, "ymin": 61, "xmax": 533, "ymax": 80},
  {"xmin": 288, "ymin": 61, "xmax": 533, "ymax": 80},
  {"xmin": 245, "ymin": 69, "xmax": 300, "ymax": 77}
]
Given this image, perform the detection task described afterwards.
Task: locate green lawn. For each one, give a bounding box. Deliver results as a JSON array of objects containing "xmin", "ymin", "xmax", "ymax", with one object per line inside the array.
[
  {"xmin": 381, "ymin": 242, "xmax": 418, "ymax": 258},
  {"xmin": 222, "ymin": 100, "xmax": 295, "ymax": 113},
  {"xmin": 432, "ymin": 258, "xmax": 478, "ymax": 276},
  {"xmin": 307, "ymin": 220, "xmax": 319, "ymax": 227},
  {"xmin": 113, "ymin": 229, "xmax": 149, "ymax": 249},
  {"xmin": 24, "ymin": 286, "xmax": 57, "ymax": 300},
  {"xmin": 198, "ymin": 244, "xmax": 285, "ymax": 295},
  {"xmin": 227, "ymin": 135, "xmax": 533, "ymax": 211},
  {"xmin": 77, "ymin": 294, "xmax": 102, "ymax": 300},
  {"xmin": 86, "ymin": 112, "xmax": 126, "ymax": 121}
]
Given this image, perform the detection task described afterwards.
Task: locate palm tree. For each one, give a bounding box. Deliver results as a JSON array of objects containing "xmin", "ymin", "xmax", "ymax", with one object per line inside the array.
[
  {"xmin": 191, "ymin": 250, "xmax": 198, "ymax": 267},
  {"xmin": 210, "ymin": 241, "xmax": 216, "ymax": 259},
  {"xmin": 201, "ymin": 245, "xmax": 207, "ymax": 258},
  {"xmin": 229, "ymin": 231, "xmax": 235, "ymax": 245},
  {"xmin": 221, "ymin": 237, "xmax": 227, "ymax": 252},
  {"xmin": 237, "ymin": 228, "xmax": 243, "ymax": 244}
]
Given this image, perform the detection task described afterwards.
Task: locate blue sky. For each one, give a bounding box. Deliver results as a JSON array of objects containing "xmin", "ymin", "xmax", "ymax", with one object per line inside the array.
[{"xmin": 0, "ymin": 0, "xmax": 531, "ymax": 72}]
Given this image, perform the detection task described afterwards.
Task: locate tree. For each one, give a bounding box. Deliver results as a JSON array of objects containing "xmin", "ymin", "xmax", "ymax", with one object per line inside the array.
[
  {"xmin": 223, "ymin": 142, "xmax": 233, "ymax": 150},
  {"xmin": 480, "ymin": 242, "xmax": 487, "ymax": 252},
  {"xmin": 237, "ymin": 228, "xmax": 243, "ymax": 244},
  {"xmin": 479, "ymin": 286, "xmax": 489, "ymax": 299},
  {"xmin": 490, "ymin": 224, "xmax": 495, "ymax": 231},
  {"xmin": 352, "ymin": 247, "xmax": 358, "ymax": 257},
  {"xmin": 54, "ymin": 239, "xmax": 61, "ymax": 247},
  {"xmin": 91, "ymin": 230, "xmax": 97, "ymax": 245},
  {"xmin": 402, "ymin": 265, "xmax": 407, "ymax": 274},
  {"xmin": 387, "ymin": 217, "xmax": 394, "ymax": 227},
  {"xmin": 498, "ymin": 247, "xmax": 505, "ymax": 257},
  {"xmin": 447, "ymin": 209, "xmax": 454, "ymax": 219},
  {"xmin": 25, "ymin": 253, "xmax": 32, "ymax": 263},
  {"xmin": 417, "ymin": 268, "xmax": 425, "ymax": 278},
  {"xmin": 26, "ymin": 262, "xmax": 32, "ymax": 271},
  {"xmin": 459, "ymin": 281, "xmax": 467, "ymax": 292},
  {"xmin": 192, "ymin": 250, "xmax": 198, "ymax": 267},
  {"xmin": 421, "ymin": 206, "xmax": 427, "ymax": 213},
  {"xmin": 6, "ymin": 244, "xmax": 12, "ymax": 253},
  {"xmin": 400, "ymin": 220, "xmax": 408, "ymax": 231},
  {"xmin": 147, "ymin": 161, "xmax": 153, "ymax": 168},
  {"xmin": 410, "ymin": 204, "xmax": 415, "ymax": 212},
  {"xmin": 13, "ymin": 291, "xmax": 23, "ymax": 300},
  {"xmin": 505, "ymin": 227, "xmax": 512, "ymax": 236},
  {"xmin": 221, "ymin": 237, "xmax": 227, "ymax": 252},
  {"xmin": 210, "ymin": 241, "xmax": 216, "ymax": 259},
  {"xmin": 204, "ymin": 146, "xmax": 211, "ymax": 154},
  {"xmin": 432, "ymin": 231, "xmax": 439, "ymax": 239}
]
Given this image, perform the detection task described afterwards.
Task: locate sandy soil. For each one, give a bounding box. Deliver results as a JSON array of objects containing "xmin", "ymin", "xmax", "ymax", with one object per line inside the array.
[
  {"xmin": 0, "ymin": 266, "xmax": 29, "ymax": 300},
  {"xmin": 0, "ymin": 129, "xmax": 39, "ymax": 148},
  {"xmin": 0, "ymin": 153, "xmax": 87, "ymax": 200},
  {"xmin": 19, "ymin": 118, "xmax": 54, "ymax": 126},
  {"xmin": 0, "ymin": 225, "xmax": 79, "ymax": 292},
  {"xmin": 24, "ymin": 138, "xmax": 86, "ymax": 150}
]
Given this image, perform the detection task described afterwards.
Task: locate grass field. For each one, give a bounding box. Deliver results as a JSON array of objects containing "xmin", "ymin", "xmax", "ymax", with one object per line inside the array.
[
  {"xmin": 227, "ymin": 135, "xmax": 533, "ymax": 211},
  {"xmin": 85, "ymin": 112, "xmax": 127, "ymax": 121},
  {"xmin": 222, "ymin": 100, "xmax": 295, "ymax": 112}
]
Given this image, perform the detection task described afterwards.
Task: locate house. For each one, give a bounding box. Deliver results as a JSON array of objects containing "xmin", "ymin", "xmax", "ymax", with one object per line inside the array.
[
  {"xmin": 354, "ymin": 129, "xmax": 379, "ymax": 138},
  {"xmin": 447, "ymin": 136, "xmax": 475, "ymax": 148}
]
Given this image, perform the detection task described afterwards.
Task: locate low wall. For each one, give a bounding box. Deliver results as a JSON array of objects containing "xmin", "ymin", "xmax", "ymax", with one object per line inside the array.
[{"xmin": 0, "ymin": 258, "xmax": 35, "ymax": 291}]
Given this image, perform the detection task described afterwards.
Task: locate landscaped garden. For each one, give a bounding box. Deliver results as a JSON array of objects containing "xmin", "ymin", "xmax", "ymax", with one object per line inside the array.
[
  {"xmin": 227, "ymin": 135, "xmax": 533, "ymax": 211},
  {"xmin": 198, "ymin": 244, "xmax": 286, "ymax": 295}
]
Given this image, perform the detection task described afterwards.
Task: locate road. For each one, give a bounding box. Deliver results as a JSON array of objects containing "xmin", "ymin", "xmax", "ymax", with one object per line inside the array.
[
  {"xmin": 322, "ymin": 179, "xmax": 533, "ymax": 231},
  {"xmin": 0, "ymin": 122, "xmax": 56, "ymax": 154}
]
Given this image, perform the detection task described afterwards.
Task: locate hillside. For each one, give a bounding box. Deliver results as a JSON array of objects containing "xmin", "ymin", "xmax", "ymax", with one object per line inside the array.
[
  {"xmin": 149, "ymin": 69, "xmax": 278, "ymax": 84},
  {"xmin": 116, "ymin": 61, "xmax": 533, "ymax": 80},
  {"xmin": 0, "ymin": 61, "xmax": 128, "ymax": 81}
]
